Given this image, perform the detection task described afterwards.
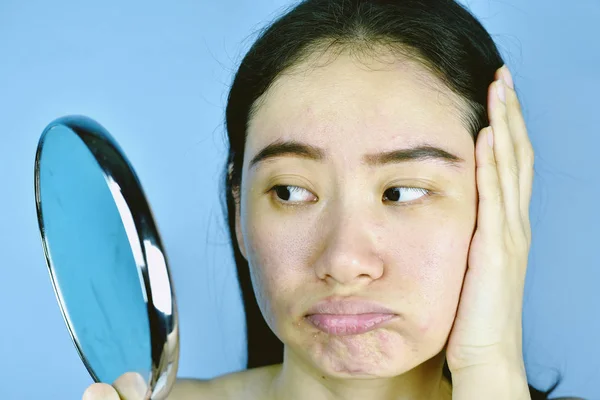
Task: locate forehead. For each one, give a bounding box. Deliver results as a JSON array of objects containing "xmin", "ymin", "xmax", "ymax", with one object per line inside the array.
[{"xmin": 246, "ymin": 50, "xmax": 472, "ymax": 160}]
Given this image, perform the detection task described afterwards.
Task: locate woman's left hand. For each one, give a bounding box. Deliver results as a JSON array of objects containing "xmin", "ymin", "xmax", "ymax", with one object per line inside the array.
[{"xmin": 445, "ymin": 65, "xmax": 535, "ymax": 373}]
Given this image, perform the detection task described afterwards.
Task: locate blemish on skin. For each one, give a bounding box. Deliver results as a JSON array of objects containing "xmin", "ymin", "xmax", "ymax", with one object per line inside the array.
[
  {"xmin": 417, "ymin": 313, "xmax": 433, "ymax": 336},
  {"xmin": 310, "ymin": 327, "xmax": 405, "ymax": 376}
]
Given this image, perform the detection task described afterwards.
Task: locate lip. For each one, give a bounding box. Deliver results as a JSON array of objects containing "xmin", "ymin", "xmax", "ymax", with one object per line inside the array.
[
  {"xmin": 306, "ymin": 313, "xmax": 397, "ymax": 336},
  {"xmin": 305, "ymin": 297, "xmax": 397, "ymax": 316},
  {"xmin": 304, "ymin": 297, "xmax": 398, "ymax": 336}
]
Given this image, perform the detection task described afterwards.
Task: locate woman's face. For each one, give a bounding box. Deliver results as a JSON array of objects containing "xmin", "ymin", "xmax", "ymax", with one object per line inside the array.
[{"xmin": 235, "ymin": 50, "xmax": 478, "ymax": 377}]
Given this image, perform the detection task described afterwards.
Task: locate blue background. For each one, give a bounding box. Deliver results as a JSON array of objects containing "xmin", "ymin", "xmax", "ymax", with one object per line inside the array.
[{"xmin": 0, "ymin": 1, "xmax": 598, "ymax": 398}]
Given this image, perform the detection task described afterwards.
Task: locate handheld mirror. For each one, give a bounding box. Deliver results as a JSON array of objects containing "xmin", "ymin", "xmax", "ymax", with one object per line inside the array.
[{"xmin": 34, "ymin": 115, "xmax": 179, "ymax": 400}]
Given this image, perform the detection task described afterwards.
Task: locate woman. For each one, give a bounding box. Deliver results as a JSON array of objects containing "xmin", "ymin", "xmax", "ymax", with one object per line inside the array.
[{"xmin": 83, "ymin": 0, "xmax": 580, "ymax": 399}]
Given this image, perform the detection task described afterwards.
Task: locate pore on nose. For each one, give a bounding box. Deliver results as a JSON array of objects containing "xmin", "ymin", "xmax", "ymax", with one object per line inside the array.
[{"xmin": 313, "ymin": 214, "xmax": 384, "ymax": 285}]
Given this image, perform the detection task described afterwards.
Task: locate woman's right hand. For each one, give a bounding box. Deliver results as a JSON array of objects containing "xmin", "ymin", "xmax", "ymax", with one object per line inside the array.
[{"xmin": 82, "ymin": 372, "xmax": 148, "ymax": 400}]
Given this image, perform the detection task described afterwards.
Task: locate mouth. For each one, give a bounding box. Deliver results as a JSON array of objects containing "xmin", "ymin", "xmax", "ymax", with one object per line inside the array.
[{"xmin": 305, "ymin": 313, "xmax": 397, "ymax": 336}]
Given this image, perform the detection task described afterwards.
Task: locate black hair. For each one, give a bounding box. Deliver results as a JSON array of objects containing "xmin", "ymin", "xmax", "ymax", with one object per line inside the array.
[{"xmin": 220, "ymin": 0, "xmax": 570, "ymax": 398}]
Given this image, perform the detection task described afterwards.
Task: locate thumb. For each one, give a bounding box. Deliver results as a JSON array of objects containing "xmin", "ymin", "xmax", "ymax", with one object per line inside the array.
[
  {"xmin": 112, "ymin": 372, "xmax": 149, "ymax": 400},
  {"xmin": 82, "ymin": 383, "xmax": 121, "ymax": 400}
]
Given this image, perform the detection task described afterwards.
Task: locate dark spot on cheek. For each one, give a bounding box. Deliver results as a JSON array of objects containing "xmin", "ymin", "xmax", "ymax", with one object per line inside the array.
[{"xmin": 321, "ymin": 375, "xmax": 327, "ymax": 380}]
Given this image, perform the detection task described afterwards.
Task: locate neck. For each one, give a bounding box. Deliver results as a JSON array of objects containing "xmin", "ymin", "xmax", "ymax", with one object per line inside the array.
[{"xmin": 266, "ymin": 347, "xmax": 452, "ymax": 400}]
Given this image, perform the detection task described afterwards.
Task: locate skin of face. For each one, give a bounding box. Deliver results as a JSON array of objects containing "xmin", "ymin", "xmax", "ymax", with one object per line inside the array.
[{"xmin": 234, "ymin": 48, "xmax": 478, "ymax": 399}]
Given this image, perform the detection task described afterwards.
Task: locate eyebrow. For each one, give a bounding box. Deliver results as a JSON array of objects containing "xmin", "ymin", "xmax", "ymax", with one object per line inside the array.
[{"xmin": 249, "ymin": 139, "xmax": 465, "ymax": 170}]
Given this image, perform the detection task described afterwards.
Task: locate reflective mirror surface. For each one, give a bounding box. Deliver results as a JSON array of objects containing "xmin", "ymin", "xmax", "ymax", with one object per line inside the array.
[{"xmin": 34, "ymin": 116, "xmax": 178, "ymax": 399}]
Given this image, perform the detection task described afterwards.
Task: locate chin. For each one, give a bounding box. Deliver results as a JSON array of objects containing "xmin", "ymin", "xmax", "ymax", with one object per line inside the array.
[{"xmin": 301, "ymin": 329, "xmax": 423, "ymax": 379}]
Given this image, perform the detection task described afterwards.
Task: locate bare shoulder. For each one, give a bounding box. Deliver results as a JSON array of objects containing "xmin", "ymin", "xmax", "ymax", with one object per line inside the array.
[
  {"xmin": 170, "ymin": 364, "xmax": 281, "ymax": 400},
  {"xmin": 169, "ymin": 378, "xmax": 216, "ymax": 399}
]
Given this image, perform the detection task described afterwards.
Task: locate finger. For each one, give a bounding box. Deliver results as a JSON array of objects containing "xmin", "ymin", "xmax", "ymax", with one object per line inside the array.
[
  {"xmin": 475, "ymin": 126, "xmax": 504, "ymax": 237},
  {"xmin": 82, "ymin": 383, "xmax": 121, "ymax": 400},
  {"xmin": 499, "ymin": 69, "xmax": 534, "ymax": 245},
  {"xmin": 488, "ymin": 78, "xmax": 524, "ymax": 240},
  {"xmin": 113, "ymin": 372, "xmax": 148, "ymax": 400}
]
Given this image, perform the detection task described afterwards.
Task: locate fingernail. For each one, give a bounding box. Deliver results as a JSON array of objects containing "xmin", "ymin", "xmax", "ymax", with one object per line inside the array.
[
  {"xmin": 496, "ymin": 79, "xmax": 505, "ymax": 103},
  {"xmin": 487, "ymin": 127, "xmax": 494, "ymax": 147},
  {"xmin": 501, "ymin": 66, "xmax": 514, "ymax": 89}
]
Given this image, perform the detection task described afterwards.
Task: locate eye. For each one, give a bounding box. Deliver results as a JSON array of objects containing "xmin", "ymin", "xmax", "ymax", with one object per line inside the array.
[
  {"xmin": 271, "ymin": 185, "xmax": 317, "ymax": 203},
  {"xmin": 382, "ymin": 187, "xmax": 431, "ymax": 204}
]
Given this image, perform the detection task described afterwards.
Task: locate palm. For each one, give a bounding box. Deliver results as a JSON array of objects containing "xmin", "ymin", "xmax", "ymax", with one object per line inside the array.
[
  {"xmin": 445, "ymin": 67, "xmax": 533, "ymax": 372},
  {"xmin": 447, "ymin": 228, "xmax": 526, "ymax": 370}
]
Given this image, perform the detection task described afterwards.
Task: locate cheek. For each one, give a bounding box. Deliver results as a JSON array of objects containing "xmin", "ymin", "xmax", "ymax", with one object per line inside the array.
[
  {"xmin": 386, "ymin": 216, "xmax": 474, "ymax": 337},
  {"xmin": 242, "ymin": 205, "xmax": 319, "ymax": 327},
  {"xmin": 245, "ymin": 213, "xmax": 314, "ymax": 280}
]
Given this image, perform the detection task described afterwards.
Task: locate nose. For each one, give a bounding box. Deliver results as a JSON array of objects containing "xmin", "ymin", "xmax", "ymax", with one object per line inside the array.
[{"xmin": 313, "ymin": 207, "xmax": 384, "ymax": 285}]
